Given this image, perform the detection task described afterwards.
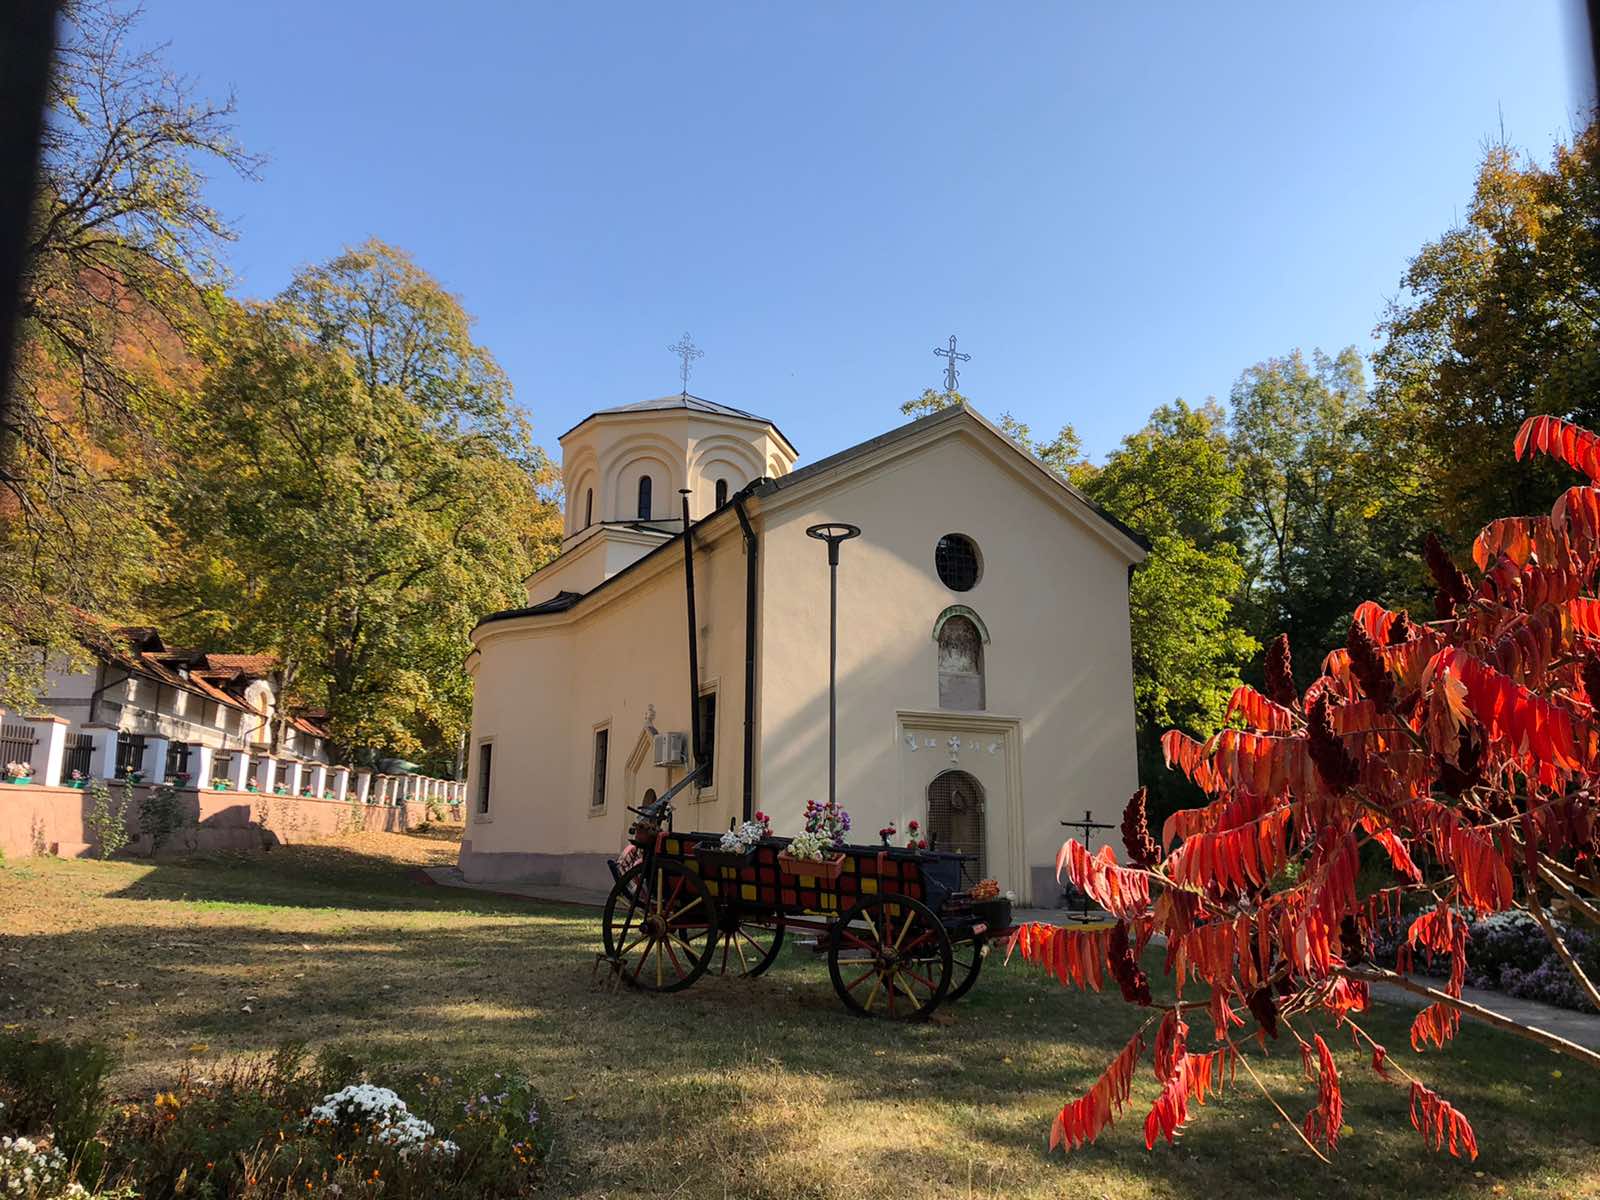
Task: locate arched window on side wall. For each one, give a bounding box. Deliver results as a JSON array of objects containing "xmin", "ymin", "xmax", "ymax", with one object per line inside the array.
[
  {"xmin": 584, "ymin": 488, "xmax": 593, "ymax": 527},
  {"xmin": 637, "ymin": 475, "xmax": 652, "ymax": 520},
  {"xmin": 936, "ymin": 611, "xmax": 985, "ymax": 711},
  {"xmin": 714, "ymin": 478, "xmax": 729, "ymax": 508}
]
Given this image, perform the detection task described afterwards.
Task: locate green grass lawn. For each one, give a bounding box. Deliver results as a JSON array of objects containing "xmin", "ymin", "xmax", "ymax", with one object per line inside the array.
[{"xmin": 2, "ymin": 830, "xmax": 1596, "ymax": 1199}]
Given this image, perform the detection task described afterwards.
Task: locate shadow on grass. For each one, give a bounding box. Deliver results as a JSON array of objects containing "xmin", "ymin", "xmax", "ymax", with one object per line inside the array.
[{"xmin": 103, "ymin": 841, "xmax": 541, "ymax": 916}]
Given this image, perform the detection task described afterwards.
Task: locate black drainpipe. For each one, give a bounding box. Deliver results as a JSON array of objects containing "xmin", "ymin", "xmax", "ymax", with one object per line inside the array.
[
  {"xmin": 680, "ymin": 490, "xmax": 703, "ymax": 772},
  {"xmin": 732, "ymin": 488, "xmax": 760, "ymax": 822}
]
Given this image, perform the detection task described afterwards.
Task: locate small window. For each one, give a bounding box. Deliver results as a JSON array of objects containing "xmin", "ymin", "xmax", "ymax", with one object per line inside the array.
[
  {"xmin": 165, "ymin": 742, "xmax": 191, "ymax": 779},
  {"xmin": 637, "ymin": 475, "xmax": 652, "ymax": 520},
  {"xmin": 714, "ymin": 478, "xmax": 729, "ymax": 508},
  {"xmin": 937, "ymin": 615, "xmax": 985, "ymax": 710},
  {"xmin": 591, "ymin": 728, "xmax": 610, "ymax": 808},
  {"xmin": 935, "ymin": 534, "xmax": 981, "ymax": 591},
  {"xmin": 477, "ymin": 742, "xmax": 493, "ymax": 814},
  {"xmin": 584, "ymin": 488, "xmax": 594, "ymax": 527},
  {"xmin": 115, "ymin": 733, "xmax": 146, "ymax": 777},
  {"xmin": 695, "ymin": 691, "xmax": 717, "ymax": 786}
]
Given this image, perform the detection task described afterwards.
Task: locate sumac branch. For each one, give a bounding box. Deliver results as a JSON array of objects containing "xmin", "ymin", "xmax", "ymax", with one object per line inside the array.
[{"xmin": 1014, "ymin": 416, "xmax": 1600, "ymax": 1159}]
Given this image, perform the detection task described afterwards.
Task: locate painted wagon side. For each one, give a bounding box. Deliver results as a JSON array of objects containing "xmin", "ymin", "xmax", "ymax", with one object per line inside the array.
[{"xmin": 598, "ymin": 796, "xmax": 1013, "ymax": 1019}]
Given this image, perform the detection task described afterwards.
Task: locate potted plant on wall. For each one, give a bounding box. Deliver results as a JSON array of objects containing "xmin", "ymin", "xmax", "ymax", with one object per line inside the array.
[
  {"xmin": 698, "ymin": 810, "xmax": 772, "ymax": 870},
  {"xmin": 66, "ymin": 769, "xmax": 87, "ymax": 790},
  {"xmin": 122, "ymin": 767, "xmax": 143, "ymax": 785},
  {"xmin": 4, "ymin": 761, "xmax": 34, "ymax": 785},
  {"xmin": 777, "ymin": 800, "xmax": 850, "ymax": 880},
  {"xmin": 172, "ymin": 771, "xmax": 192, "ymax": 788},
  {"xmin": 244, "ymin": 776, "xmax": 259, "ymax": 793},
  {"xmin": 212, "ymin": 776, "xmax": 230, "ymax": 791}
]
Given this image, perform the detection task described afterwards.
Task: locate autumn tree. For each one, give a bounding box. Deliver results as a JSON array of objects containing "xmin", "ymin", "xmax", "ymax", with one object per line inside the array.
[
  {"xmin": 1010, "ymin": 415, "xmax": 1600, "ymax": 1161},
  {"xmin": 0, "ymin": 0, "xmax": 258, "ymax": 708},
  {"xmin": 1371, "ymin": 123, "xmax": 1600, "ymax": 561},
  {"xmin": 157, "ymin": 242, "xmax": 559, "ymax": 767}
]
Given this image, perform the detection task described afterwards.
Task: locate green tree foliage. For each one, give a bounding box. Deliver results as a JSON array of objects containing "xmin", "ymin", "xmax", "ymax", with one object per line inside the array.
[
  {"xmin": 1082, "ymin": 401, "xmax": 1255, "ymax": 734},
  {"xmin": 0, "ymin": 0, "xmax": 257, "ymax": 709},
  {"xmin": 1227, "ymin": 348, "xmax": 1412, "ymax": 679},
  {"xmin": 1371, "ymin": 125, "xmax": 1600, "ymax": 559},
  {"xmin": 158, "ymin": 242, "xmax": 560, "ymax": 766}
]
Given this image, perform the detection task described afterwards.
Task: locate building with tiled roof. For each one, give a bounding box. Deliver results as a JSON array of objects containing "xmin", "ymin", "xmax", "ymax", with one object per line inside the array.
[{"xmin": 28, "ymin": 624, "xmax": 334, "ymax": 786}]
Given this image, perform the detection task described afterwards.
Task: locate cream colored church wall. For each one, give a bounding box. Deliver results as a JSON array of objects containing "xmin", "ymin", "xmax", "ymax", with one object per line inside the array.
[
  {"xmin": 753, "ymin": 428, "xmax": 1139, "ymax": 904},
  {"xmin": 463, "ymin": 519, "xmax": 750, "ymax": 888}
]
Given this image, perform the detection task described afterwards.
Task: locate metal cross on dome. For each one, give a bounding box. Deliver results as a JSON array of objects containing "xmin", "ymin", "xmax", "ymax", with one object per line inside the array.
[
  {"xmin": 668, "ymin": 332, "xmax": 703, "ymax": 397},
  {"xmin": 934, "ymin": 334, "xmax": 970, "ymax": 394}
]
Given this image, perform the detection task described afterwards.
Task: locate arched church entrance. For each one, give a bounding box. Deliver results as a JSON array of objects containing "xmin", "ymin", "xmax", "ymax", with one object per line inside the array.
[{"xmin": 927, "ymin": 769, "xmax": 986, "ymax": 887}]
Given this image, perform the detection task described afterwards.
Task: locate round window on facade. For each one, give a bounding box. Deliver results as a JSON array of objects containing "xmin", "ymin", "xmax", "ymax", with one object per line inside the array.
[{"xmin": 935, "ymin": 533, "xmax": 981, "ymax": 591}]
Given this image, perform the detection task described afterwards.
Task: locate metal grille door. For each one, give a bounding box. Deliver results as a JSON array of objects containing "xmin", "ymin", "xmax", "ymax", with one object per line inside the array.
[{"xmin": 926, "ymin": 769, "xmax": 986, "ymax": 887}]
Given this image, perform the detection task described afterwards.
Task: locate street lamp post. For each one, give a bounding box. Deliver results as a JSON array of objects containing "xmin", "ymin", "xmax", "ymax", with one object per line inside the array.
[{"xmin": 805, "ymin": 522, "xmax": 861, "ymax": 809}]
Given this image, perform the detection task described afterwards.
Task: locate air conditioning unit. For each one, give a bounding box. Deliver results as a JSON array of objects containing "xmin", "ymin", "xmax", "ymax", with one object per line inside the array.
[{"xmin": 653, "ymin": 732, "xmax": 688, "ymax": 767}]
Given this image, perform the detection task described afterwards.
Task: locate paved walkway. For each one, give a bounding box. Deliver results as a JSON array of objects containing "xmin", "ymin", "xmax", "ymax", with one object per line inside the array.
[
  {"xmin": 421, "ymin": 867, "xmax": 1600, "ymax": 1048},
  {"xmin": 1363, "ymin": 979, "xmax": 1600, "ymax": 1050}
]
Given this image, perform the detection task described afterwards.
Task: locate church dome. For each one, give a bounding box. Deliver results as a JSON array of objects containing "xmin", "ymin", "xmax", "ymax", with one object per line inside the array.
[{"xmin": 558, "ymin": 394, "xmax": 797, "ymax": 539}]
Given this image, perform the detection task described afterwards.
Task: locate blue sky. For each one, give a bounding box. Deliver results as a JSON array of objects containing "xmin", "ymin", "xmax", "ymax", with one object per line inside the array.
[{"xmin": 135, "ymin": 2, "xmax": 1587, "ymax": 465}]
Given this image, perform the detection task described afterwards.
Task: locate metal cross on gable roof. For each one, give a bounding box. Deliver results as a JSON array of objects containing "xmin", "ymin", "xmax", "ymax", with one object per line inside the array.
[
  {"xmin": 934, "ymin": 334, "xmax": 970, "ymax": 394},
  {"xmin": 668, "ymin": 332, "xmax": 703, "ymax": 397}
]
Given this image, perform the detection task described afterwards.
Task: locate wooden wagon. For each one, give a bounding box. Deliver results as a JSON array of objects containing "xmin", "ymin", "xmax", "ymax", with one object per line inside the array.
[{"xmin": 599, "ymin": 795, "xmax": 1013, "ymax": 1019}]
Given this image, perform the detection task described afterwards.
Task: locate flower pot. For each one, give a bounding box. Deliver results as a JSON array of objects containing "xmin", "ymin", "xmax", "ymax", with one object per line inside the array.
[
  {"xmin": 213, "ymin": 783, "xmax": 229, "ymax": 791},
  {"xmin": 697, "ymin": 845, "xmax": 756, "ymax": 871},
  {"xmin": 246, "ymin": 786, "xmax": 259, "ymax": 793},
  {"xmin": 66, "ymin": 780, "xmax": 86, "ymax": 790},
  {"xmin": 5, "ymin": 776, "xmax": 32, "ymax": 786},
  {"xmin": 777, "ymin": 850, "xmax": 845, "ymax": 882}
]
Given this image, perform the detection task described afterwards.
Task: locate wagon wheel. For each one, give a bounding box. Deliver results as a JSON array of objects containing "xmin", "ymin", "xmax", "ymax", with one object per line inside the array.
[
  {"xmin": 713, "ymin": 910, "xmax": 786, "ymax": 977},
  {"xmin": 828, "ymin": 893, "xmax": 951, "ymax": 1020},
  {"xmin": 602, "ymin": 860, "xmax": 717, "ymax": 992},
  {"xmin": 946, "ymin": 935, "xmax": 985, "ymax": 1002}
]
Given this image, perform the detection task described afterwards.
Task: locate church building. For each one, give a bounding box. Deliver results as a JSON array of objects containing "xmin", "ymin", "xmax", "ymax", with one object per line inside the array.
[{"xmin": 460, "ymin": 395, "xmax": 1147, "ymax": 905}]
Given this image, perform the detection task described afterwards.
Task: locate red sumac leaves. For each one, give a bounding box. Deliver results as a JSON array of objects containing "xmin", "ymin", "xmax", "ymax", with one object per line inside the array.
[{"xmin": 1410, "ymin": 1083, "xmax": 1480, "ymax": 1160}]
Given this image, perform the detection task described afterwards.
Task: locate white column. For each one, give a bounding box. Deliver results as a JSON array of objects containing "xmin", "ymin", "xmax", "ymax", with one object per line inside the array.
[
  {"xmin": 260, "ymin": 756, "xmax": 279, "ymax": 793},
  {"xmin": 191, "ymin": 744, "xmax": 215, "ymax": 790},
  {"xmin": 310, "ymin": 763, "xmax": 328, "ymax": 797},
  {"xmin": 231, "ymin": 750, "xmax": 252, "ymax": 791},
  {"xmin": 356, "ymin": 770, "xmax": 372, "ymax": 804},
  {"xmin": 92, "ymin": 727, "xmax": 120, "ymax": 779},
  {"xmin": 333, "ymin": 766, "xmax": 350, "ymax": 801},
  {"xmin": 285, "ymin": 760, "xmax": 303, "ymax": 795},
  {"xmin": 145, "ymin": 736, "xmax": 171, "ymax": 785},
  {"xmin": 29, "ymin": 717, "xmax": 68, "ymax": 787}
]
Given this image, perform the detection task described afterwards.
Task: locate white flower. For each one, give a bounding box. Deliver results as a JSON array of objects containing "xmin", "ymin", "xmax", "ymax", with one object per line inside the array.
[
  {"xmin": 306, "ymin": 1082, "xmax": 459, "ymax": 1159},
  {"xmin": 718, "ymin": 820, "xmax": 767, "ymax": 852}
]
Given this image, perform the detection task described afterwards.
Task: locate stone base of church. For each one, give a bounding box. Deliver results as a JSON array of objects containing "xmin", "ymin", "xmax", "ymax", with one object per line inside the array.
[{"xmin": 457, "ymin": 840, "xmax": 616, "ymax": 893}]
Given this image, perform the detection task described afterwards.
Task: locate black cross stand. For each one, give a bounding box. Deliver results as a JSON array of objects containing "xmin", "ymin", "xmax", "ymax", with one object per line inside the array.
[{"xmin": 1059, "ymin": 808, "xmax": 1116, "ymax": 922}]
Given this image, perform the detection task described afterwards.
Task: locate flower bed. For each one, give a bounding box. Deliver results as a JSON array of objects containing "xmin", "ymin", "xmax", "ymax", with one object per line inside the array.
[
  {"xmin": 0, "ymin": 1031, "xmax": 548, "ymax": 1197},
  {"xmin": 1374, "ymin": 910, "xmax": 1599, "ymax": 1013}
]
